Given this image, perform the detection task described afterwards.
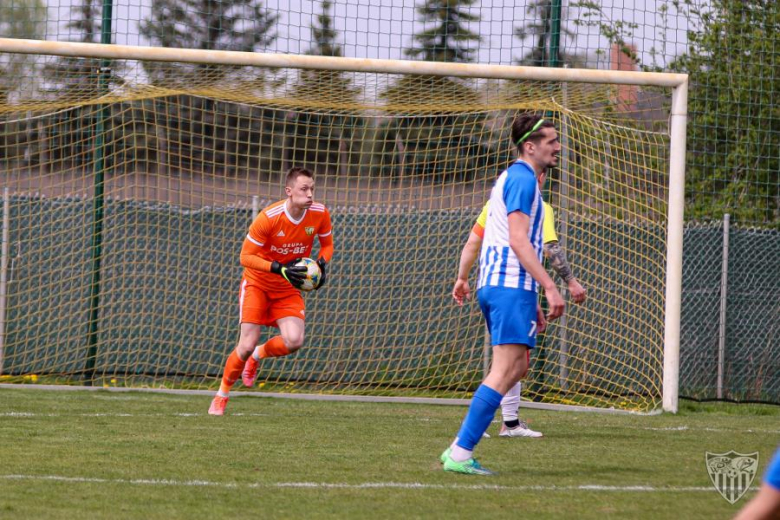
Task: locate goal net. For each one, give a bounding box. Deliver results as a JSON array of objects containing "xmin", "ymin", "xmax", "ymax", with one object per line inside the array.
[{"xmin": 0, "ymin": 40, "xmax": 687, "ymax": 413}]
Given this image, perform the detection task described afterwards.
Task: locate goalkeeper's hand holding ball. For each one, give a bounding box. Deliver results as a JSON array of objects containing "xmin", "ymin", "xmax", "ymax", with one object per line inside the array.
[
  {"xmin": 315, "ymin": 258, "xmax": 327, "ymax": 290},
  {"xmin": 271, "ymin": 260, "xmax": 307, "ymax": 289}
]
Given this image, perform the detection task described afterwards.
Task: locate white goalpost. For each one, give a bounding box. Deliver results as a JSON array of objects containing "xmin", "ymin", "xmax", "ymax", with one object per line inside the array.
[{"xmin": 0, "ymin": 37, "xmax": 687, "ymax": 413}]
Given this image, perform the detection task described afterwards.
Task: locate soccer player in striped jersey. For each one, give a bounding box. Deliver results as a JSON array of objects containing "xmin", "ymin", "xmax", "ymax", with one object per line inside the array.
[
  {"xmin": 453, "ymin": 169, "xmax": 586, "ymax": 439},
  {"xmin": 440, "ymin": 114, "xmax": 565, "ymax": 475},
  {"xmin": 208, "ymin": 167, "xmax": 334, "ymax": 416}
]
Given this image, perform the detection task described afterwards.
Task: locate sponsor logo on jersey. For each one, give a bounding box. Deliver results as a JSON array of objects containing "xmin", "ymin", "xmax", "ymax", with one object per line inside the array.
[
  {"xmin": 270, "ymin": 242, "xmax": 308, "ymax": 256},
  {"xmin": 277, "ymin": 230, "xmax": 285, "ymax": 236}
]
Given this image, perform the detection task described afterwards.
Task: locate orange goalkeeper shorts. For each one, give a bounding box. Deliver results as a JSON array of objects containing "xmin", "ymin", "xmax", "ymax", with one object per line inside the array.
[{"xmin": 238, "ymin": 278, "xmax": 305, "ymax": 327}]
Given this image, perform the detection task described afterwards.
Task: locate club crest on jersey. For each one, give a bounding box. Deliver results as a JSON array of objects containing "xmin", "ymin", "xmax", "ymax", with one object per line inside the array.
[
  {"xmin": 305, "ymin": 226, "xmax": 315, "ymax": 236},
  {"xmin": 705, "ymin": 451, "xmax": 759, "ymax": 504}
]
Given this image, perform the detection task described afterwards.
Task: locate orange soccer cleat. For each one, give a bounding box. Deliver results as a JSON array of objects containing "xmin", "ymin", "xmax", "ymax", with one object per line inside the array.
[
  {"xmin": 242, "ymin": 356, "xmax": 259, "ymax": 388},
  {"xmin": 208, "ymin": 395, "xmax": 229, "ymax": 416}
]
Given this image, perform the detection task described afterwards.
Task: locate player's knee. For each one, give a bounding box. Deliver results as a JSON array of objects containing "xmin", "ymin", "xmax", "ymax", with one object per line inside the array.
[
  {"xmin": 234, "ymin": 341, "xmax": 255, "ymax": 360},
  {"xmin": 508, "ymin": 366, "xmax": 524, "ymax": 383},
  {"xmin": 491, "ymin": 365, "xmax": 520, "ymax": 387},
  {"xmin": 283, "ymin": 334, "xmax": 305, "ymax": 352},
  {"xmin": 519, "ymin": 365, "xmax": 530, "ymax": 379}
]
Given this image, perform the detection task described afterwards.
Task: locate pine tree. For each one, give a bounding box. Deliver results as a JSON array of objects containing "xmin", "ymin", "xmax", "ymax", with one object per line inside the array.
[
  {"xmin": 0, "ymin": 0, "xmax": 47, "ymax": 167},
  {"xmin": 405, "ymin": 0, "xmax": 481, "ymax": 63},
  {"xmin": 139, "ymin": 0, "xmax": 278, "ymax": 85},
  {"xmin": 35, "ymin": 0, "xmax": 126, "ymax": 172},
  {"xmin": 138, "ymin": 0, "xmax": 280, "ymax": 177},
  {"xmin": 514, "ymin": 0, "xmax": 584, "ymax": 67},
  {"xmin": 0, "ymin": 0, "xmax": 46, "ymax": 103},
  {"xmin": 287, "ymin": 0, "xmax": 363, "ymax": 175},
  {"xmin": 42, "ymin": 0, "xmax": 125, "ymax": 99},
  {"xmin": 378, "ymin": 0, "xmax": 489, "ymax": 183}
]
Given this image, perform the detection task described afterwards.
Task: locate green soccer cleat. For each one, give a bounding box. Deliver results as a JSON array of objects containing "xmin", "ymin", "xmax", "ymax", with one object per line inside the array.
[
  {"xmin": 440, "ymin": 447, "xmax": 452, "ymax": 464},
  {"xmin": 441, "ymin": 452, "xmax": 495, "ymax": 476}
]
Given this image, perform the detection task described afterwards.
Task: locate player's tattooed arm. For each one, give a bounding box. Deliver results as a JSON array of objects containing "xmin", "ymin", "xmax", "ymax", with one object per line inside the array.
[{"xmin": 543, "ymin": 241, "xmax": 575, "ymax": 283}]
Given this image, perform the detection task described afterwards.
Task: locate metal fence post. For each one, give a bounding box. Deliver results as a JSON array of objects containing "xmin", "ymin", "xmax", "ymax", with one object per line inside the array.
[
  {"xmin": 717, "ymin": 213, "xmax": 730, "ymax": 399},
  {"xmin": 0, "ymin": 188, "xmax": 9, "ymax": 374}
]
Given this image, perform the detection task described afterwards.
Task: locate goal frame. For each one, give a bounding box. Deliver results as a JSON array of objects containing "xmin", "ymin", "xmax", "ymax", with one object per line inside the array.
[{"xmin": 0, "ymin": 37, "xmax": 688, "ymax": 413}]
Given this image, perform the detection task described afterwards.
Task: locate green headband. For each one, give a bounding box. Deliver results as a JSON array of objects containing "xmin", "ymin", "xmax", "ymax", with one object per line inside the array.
[{"xmin": 515, "ymin": 118, "xmax": 546, "ymax": 146}]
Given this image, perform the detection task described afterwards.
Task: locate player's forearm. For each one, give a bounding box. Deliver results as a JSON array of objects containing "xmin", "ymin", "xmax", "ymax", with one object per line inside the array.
[
  {"xmin": 457, "ymin": 233, "xmax": 481, "ymax": 280},
  {"xmin": 240, "ymin": 254, "xmax": 272, "ymax": 272},
  {"xmin": 318, "ymin": 234, "xmax": 334, "ymax": 263},
  {"xmin": 239, "ymin": 239, "xmax": 272, "ymax": 272},
  {"xmin": 543, "ymin": 241, "xmax": 575, "ymax": 283}
]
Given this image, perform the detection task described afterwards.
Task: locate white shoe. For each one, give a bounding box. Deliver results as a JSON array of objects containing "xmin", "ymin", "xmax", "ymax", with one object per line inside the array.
[{"xmin": 499, "ymin": 421, "xmax": 543, "ymax": 438}]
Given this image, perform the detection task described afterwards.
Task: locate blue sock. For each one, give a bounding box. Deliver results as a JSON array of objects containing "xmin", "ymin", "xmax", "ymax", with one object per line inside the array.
[{"xmin": 455, "ymin": 384, "xmax": 503, "ymax": 451}]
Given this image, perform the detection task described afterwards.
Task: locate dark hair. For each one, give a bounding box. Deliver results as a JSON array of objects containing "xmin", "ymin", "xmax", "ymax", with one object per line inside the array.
[
  {"xmin": 286, "ymin": 166, "xmax": 314, "ymax": 187},
  {"xmin": 511, "ymin": 113, "xmax": 556, "ymax": 151}
]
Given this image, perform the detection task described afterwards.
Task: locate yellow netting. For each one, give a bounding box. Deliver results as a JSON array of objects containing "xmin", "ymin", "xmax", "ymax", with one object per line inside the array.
[{"xmin": 0, "ymin": 52, "xmax": 671, "ymax": 411}]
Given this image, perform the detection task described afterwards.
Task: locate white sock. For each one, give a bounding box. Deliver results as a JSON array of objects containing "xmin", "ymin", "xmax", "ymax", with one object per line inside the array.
[
  {"xmin": 216, "ymin": 390, "xmax": 229, "ymax": 398},
  {"xmin": 252, "ymin": 346, "xmax": 261, "ymax": 361},
  {"xmin": 500, "ymin": 381, "xmax": 522, "ymax": 422},
  {"xmin": 450, "ymin": 445, "xmax": 473, "ymax": 462}
]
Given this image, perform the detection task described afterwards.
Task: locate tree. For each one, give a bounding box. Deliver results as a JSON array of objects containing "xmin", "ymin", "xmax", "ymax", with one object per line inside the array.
[
  {"xmin": 138, "ymin": 0, "xmax": 278, "ymax": 86},
  {"xmin": 33, "ymin": 0, "xmax": 127, "ymax": 172},
  {"xmin": 0, "ymin": 0, "xmax": 47, "ymax": 168},
  {"xmin": 287, "ymin": 0, "xmax": 364, "ymax": 175},
  {"xmin": 405, "ymin": 0, "xmax": 482, "ymax": 63},
  {"xmin": 577, "ymin": 0, "xmax": 779, "ymax": 224},
  {"xmin": 670, "ymin": 0, "xmax": 780, "ymax": 223},
  {"xmin": 514, "ymin": 0, "xmax": 586, "ymax": 68},
  {"xmin": 41, "ymin": 0, "xmax": 127, "ymax": 99},
  {"xmin": 138, "ymin": 0, "xmax": 280, "ymax": 177},
  {"xmin": 374, "ymin": 0, "xmax": 490, "ymax": 184},
  {"xmin": 379, "ymin": 75, "xmax": 495, "ymax": 184},
  {"xmin": 0, "ymin": 0, "xmax": 46, "ymax": 103}
]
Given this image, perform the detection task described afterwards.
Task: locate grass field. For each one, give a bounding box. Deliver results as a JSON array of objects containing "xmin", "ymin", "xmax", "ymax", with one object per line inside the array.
[{"xmin": 0, "ymin": 388, "xmax": 777, "ymax": 519}]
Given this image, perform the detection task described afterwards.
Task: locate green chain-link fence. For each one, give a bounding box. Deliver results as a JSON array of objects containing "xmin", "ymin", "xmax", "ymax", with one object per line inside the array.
[{"xmin": 0, "ymin": 0, "xmax": 778, "ymax": 403}]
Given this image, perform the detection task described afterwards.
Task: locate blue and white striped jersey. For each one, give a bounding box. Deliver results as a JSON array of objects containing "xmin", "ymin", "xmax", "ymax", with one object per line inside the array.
[{"xmin": 477, "ymin": 160, "xmax": 545, "ymax": 292}]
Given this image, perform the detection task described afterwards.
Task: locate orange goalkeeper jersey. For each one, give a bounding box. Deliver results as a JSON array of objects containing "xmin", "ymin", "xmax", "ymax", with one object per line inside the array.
[{"xmin": 241, "ymin": 199, "xmax": 333, "ymax": 292}]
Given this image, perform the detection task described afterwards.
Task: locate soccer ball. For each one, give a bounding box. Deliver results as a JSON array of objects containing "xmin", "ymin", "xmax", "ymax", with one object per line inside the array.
[{"xmin": 294, "ymin": 257, "xmax": 322, "ymax": 292}]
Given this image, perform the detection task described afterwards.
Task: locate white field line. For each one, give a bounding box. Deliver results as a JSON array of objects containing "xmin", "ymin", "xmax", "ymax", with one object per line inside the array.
[{"xmin": 0, "ymin": 474, "xmax": 753, "ymax": 493}]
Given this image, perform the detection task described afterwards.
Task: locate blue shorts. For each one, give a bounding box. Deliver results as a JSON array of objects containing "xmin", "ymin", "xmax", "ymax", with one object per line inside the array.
[{"xmin": 477, "ymin": 285, "xmax": 540, "ymax": 348}]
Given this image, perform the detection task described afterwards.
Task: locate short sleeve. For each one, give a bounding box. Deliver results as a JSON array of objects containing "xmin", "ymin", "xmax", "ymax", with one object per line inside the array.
[
  {"xmin": 503, "ymin": 172, "xmax": 537, "ymax": 216},
  {"xmin": 476, "ymin": 202, "xmax": 489, "ymax": 228},
  {"xmin": 542, "ymin": 202, "xmax": 558, "ymax": 244}
]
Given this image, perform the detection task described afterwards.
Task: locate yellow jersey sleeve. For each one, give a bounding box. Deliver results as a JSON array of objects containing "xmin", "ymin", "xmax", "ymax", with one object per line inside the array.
[
  {"xmin": 542, "ymin": 201, "xmax": 558, "ymax": 244},
  {"xmin": 472, "ymin": 201, "xmax": 489, "ymax": 239},
  {"xmin": 476, "ymin": 202, "xmax": 488, "ymax": 229}
]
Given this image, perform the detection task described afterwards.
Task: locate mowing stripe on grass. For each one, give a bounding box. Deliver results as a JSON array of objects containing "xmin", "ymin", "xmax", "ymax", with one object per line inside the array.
[
  {"xmin": 0, "ymin": 474, "xmax": 754, "ymax": 493},
  {"xmin": 2, "ymin": 412, "xmax": 778, "ymax": 434}
]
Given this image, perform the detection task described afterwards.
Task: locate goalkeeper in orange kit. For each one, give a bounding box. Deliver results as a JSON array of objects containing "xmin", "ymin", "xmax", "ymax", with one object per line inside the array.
[{"xmin": 209, "ymin": 167, "xmax": 334, "ymax": 416}]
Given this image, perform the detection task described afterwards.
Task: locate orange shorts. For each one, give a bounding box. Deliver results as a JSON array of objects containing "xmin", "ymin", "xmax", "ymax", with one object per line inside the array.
[{"xmin": 238, "ymin": 278, "xmax": 305, "ymax": 327}]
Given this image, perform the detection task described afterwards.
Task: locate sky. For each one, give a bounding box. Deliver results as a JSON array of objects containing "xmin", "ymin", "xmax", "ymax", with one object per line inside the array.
[{"xmin": 41, "ymin": 0, "xmax": 699, "ymax": 70}]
